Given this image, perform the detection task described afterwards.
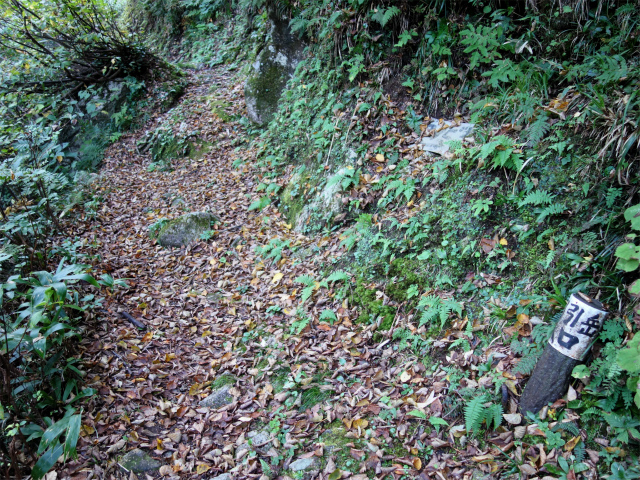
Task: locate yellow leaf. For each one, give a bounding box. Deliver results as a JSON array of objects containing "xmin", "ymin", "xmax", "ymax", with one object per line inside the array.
[
  {"xmin": 353, "ymin": 418, "xmax": 368, "ymax": 429},
  {"xmin": 328, "ymin": 469, "xmax": 342, "ymax": 480},
  {"xmin": 188, "ymin": 383, "xmax": 201, "ymax": 396},
  {"xmin": 272, "ymin": 272, "xmax": 284, "ymax": 283},
  {"xmin": 196, "ymin": 465, "xmax": 211, "ymax": 474},
  {"xmin": 413, "ymin": 457, "xmax": 422, "ymax": 470},
  {"xmin": 565, "ymin": 435, "xmax": 581, "ymax": 452},
  {"xmin": 499, "ymin": 238, "xmax": 508, "ymax": 246},
  {"xmin": 375, "ymin": 154, "xmax": 385, "ymax": 162},
  {"xmin": 400, "ymin": 371, "xmax": 411, "ymax": 383}
]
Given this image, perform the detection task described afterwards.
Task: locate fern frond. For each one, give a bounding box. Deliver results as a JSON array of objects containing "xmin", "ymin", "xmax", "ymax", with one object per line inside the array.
[
  {"xmin": 519, "ymin": 189, "xmax": 554, "ymax": 207},
  {"xmin": 526, "ymin": 113, "xmax": 550, "ymax": 144},
  {"xmin": 554, "ymin": 421, "xmax": 580, "ymax": 437},
  {"xmin": 536, "ymin": 203, "xmax": 566, "ymax": 223},
  {"xmin": 295, "ymin": 275, "xmax": 315, "ymax": 286},
  {"xmin": 484, "ymin": 403, "xmax": 503, "ymax": 431},
  {"xmin": 326, "ymin": 270, "xmax": 350, "ymax": 283},
  {"xmin": 465, "ymin": 395, "xmax": 487, "ymax": 434}
]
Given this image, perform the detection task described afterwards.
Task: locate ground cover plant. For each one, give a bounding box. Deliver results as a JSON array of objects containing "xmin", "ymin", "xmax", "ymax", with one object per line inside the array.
[{"xmin": 2, "ymin": 0, "xmax": 640, "ymax": 478}]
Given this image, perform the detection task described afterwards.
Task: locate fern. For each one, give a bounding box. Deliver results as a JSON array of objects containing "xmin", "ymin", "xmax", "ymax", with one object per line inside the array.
[
  {"xmin": 485, "ymin": 403, "xmax": 503, "ymax": 431},
  {"xmin": 295, "ymin": 275, "xmax": 316, "ymax": 303},
  {"xmin": 465, "ymin": 395, "xmax": 487, "ymax": 434},
  {"xmin": 536, "ymin": 203, "xmax": 566, "ymax": 223},
  {"xmin": 553, "ymin": 421, "xmax": 580, "ymax": 437},
  {"xmin": 418, "ymin": 295, "xmax": 463, "ymax": 328},
  {"xmin": 371, "ymin": 6, "xmax": 400, "ymax": 27},
  {"xmin": 606, "ymin": 187, "xmax": 622, "ymax": 208},
  {"xmin": 465, "ymin": 395, "xmax": 503, "ymax": 435},
  {"xmin": 513, "ymin": 352, "xmax": 541, "ymax": 375},
  {"xmin": 542, "ymin": 249, "xmax": 556, "ymax": 270},
  {"xmin": 519, "ymin": 189, "xmax": 554, "ymax": 207},
  {"xmin": 326, "ymin": 270, "xmax": 350, "ymax": 283},
  {"xmin": 526, "ymin": 113, "xmax": 551, "ymax": 144}
]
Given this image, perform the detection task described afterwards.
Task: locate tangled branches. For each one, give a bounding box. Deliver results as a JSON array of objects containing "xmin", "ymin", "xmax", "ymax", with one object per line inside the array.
[{"xmin": 0, "ymin": 0, "xmax": 166, "ymax": 98}]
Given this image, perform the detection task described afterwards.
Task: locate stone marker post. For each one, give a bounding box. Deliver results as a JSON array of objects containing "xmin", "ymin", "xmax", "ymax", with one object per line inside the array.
[{"xmin": 520, "ymin": 292, "xmax": 608, "ymax": 415}]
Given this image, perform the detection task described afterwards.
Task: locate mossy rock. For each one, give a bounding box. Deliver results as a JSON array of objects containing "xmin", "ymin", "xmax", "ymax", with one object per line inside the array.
[
  {"xmin": 244, "ymin": 19, "xmax": 303, "ymax": 125},
  {"xmin": 200, "ymin": 384, "xmax": 234, "ymax": 409},
  {"xmin": 152, "ymin": 212, "xmax": 218, "ymax": 248},
  {"xmin": 119, "ymin": 449, "xmax": 161, "ymax": 473}
]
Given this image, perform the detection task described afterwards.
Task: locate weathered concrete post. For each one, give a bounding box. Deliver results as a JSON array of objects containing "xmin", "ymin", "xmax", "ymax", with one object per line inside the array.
[{"xmin": 520, "ymin": 292, "xmax": 608, "ymax": 414}]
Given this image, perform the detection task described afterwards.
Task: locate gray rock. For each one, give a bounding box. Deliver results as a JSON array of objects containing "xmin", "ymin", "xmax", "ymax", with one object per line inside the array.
[
  {"xmin": 293, "ymin": 167, "xmax": 348, "ymax": 233},
  {"xmin": 153, "ymin": 212, "xmax": 218, "ymax": 248},
  {"xmin": 245, "ymin": 17, "xmax": 304, "ymax": 125},
  {"xmin": 289, "ymin": 457, "xmax": 318, "ymax": 471},
  {"xmin": 210, "ymin": 475, "xmax": 232, "ymax": 480},
  {"xmin": 119, "ymin": 448, "xmax": 161, "ymax": 473},
  {"xmin": 200, "ymin": 384, "xmax": 233, "ymax": 409},
  {"xmin": 420, "ymin": 120, "xmax": 475, "ymax": 155},
  {"xmin": 236, "ymin": 430, "xmax": 273, "ymax": 459}
]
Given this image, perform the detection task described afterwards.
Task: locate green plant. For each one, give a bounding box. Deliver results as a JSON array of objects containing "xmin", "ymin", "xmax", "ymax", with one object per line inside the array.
[
  {"xmin": 417, "ymin": 295, "xmax": 463, "ymax": 328},
  {"xmin": 618, "ymin": 334, "xmax": 640, "ymax": 408},
  {"xmin": 614, "ymin": 204, "xmax": 640, "ymax": 295},
  {"xmin": 464, "ymin": 394, "xmax": 502, "ymax": 435},
  {"xmin": 1, "ymin": 262, "xmax": 102, "ymax": 478}
]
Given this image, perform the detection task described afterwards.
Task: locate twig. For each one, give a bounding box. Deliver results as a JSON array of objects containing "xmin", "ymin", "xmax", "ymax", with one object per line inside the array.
[{"xmin": 119, "ymin": 311, "xmax": 147, "ymax": 330}]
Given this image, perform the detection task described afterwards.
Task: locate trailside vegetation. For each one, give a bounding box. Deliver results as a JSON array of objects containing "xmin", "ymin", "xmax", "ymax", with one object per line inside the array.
[{"xmin": 0, "ymin": 0, "xmax": 160, "ymax": 477}]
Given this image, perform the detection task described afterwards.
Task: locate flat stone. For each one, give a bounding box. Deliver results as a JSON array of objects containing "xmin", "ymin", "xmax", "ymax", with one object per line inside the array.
[
  {"xmin": 119, "ymin": 449, "xmax": 161, "ymax": 473},
  {"xmin": 289, "ymin": 457, "xmax": 318, "ymax": 471},
  {"xmin": 200, "ymin": 384, "xmax": 233, "ymax": 409},
  {"xmin": 420, "ymin": 120, "xmax": 475, "ymax": 155}
]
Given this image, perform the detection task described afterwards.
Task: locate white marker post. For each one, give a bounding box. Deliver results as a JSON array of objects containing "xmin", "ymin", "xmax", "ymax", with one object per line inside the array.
[{"xmin": 520, "ymin": 293, "xmax": 608, "ymax": 414}]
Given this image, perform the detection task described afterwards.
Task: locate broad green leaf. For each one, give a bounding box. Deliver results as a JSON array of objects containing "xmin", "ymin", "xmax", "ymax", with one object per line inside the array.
[
  {"xmin": 618, "ymin": 335, "xmax": 640, "ymax": 374},
  {"xmin": 624, "ymin": 204, "xmax": 640, "ymax": 230},
  {"xmin": 407, "ymin": 409, "xmax": 427, "ymax": 419},
  {"xmin": 619, "ymin": 258, "xmax": 640, "ymax": 272},
  {"xmin": 32, "ymin": 443, "xmax": 64, "ymax": 480},
  {"xmin": 629, "ymin": 279, "xmax": 640, "ymax": 296},
  {"xmin": 615, "ymin": 243, "xmax": 640, "ymax": 260}
]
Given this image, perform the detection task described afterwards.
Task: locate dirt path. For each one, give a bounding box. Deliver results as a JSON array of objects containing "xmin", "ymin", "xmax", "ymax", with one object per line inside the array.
[{"xmin": 62, "ymin": 68, "xmax": 480, "ymax": 480}]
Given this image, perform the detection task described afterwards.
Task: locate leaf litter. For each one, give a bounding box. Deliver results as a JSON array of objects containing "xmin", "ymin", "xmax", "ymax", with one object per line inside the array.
[{"xmin": 53, "ymin": 67, "xmax": 601, "ymax": 480}]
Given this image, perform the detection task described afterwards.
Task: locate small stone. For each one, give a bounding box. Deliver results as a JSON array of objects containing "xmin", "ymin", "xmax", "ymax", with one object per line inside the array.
[
  {"xmin": 420, "ymin": 120, "xmax": 475, "ymax": 155},
  {"xmin": 289, "ymin": 457, "xmax": 318, "ymax": 472},
  {"xmin": 153, "ymin": 212, "xmax": 218, "ymax": 248},
  {"xmin": 119, "ymin": 449, "xmax": 161, "ymax": 473},
  {"xmin": 200, "ymin": 385, "xmax": 233, "ymax": 409},
  {"xmin": 210, "ymin": 475, "xmax": 232, "ymax": 480},
  {"xmin": 235, "ymin": 430, "xmax": 273, "ymax": 460}
]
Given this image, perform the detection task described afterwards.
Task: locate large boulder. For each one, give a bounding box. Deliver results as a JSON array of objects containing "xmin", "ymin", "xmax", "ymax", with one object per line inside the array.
[
  {"xmin": 245, "ymin": 16, "xmax": 304, "ymax": 125},
  {"xmin": 152, "ymin": 212, "xmax": 218, "ymax": 248}
]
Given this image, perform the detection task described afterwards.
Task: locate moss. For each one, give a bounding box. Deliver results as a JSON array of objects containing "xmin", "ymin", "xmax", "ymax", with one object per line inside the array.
[
  {"xmin": 209, "ymin": 99, "xmax": 233, "ymax": 122},
  {"xmin": 318, "ymin": 423, "xmax": 362, "ymax": 472},
  {"xmin": 299, "ymin": 385, "xmax": 331, "ymax": 411},
  {"xmin": 245, "ymin": 58, "xmax": 289, "ymax": 125},
  {"xmin": 211, "ymin": 374, "xmax": 236, "ymax": 389},
  {"xmin": 350, "ymin": 278, "xmax": 396, "ymax": 330},
  {"xmin": 280, "ymin": 171, "xmax": 318, "ymax": 225},
  {"xmin": 271, "ymin": 366, "xmax": 291, "ymax": 394}
]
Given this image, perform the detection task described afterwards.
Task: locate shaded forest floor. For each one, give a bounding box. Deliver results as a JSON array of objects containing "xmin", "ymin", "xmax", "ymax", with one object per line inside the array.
[{"xmin": 55, "ymin": 67, "xmax": 598, "ymax": 480}]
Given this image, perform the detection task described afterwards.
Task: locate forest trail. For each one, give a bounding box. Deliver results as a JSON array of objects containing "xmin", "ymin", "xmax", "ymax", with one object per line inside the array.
[{"xmin": 64, "ymin": 67, "xmax": 499, "ymax": 480}]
